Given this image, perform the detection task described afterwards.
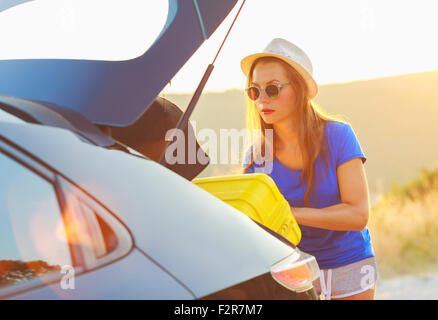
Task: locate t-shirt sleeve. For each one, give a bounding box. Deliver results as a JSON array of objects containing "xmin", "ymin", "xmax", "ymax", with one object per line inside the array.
[{"xmin": 334, "ymin": 122, "xmax": 367, "ymax": 167}]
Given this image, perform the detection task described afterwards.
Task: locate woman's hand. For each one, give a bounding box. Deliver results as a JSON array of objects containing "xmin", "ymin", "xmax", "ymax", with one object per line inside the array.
[{"xmin": 292, "ymin": 158, "xmax": 369, "ymax": 231}]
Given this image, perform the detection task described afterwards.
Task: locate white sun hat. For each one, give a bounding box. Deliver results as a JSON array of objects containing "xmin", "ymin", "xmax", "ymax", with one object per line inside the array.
[{"xmin": 240, "ymin": 38, "xmax": 318, "ymax": 98}]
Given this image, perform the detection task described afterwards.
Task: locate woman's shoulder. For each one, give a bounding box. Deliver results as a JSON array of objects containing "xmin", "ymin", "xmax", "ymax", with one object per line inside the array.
[
  {"xmin": 323, "ymin": 120, "xmax": 366, "ymax": 164},
  {"xmin": 324, "ymin": 120, "xmax": 353, "ymax": 140},
  {"xmin": 325, "ymin": 120, "xmax": 350, "ymax": 131}
]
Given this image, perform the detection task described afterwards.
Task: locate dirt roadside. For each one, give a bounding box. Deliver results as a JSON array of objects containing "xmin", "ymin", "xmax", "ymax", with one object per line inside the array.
[{"xmin": 376, "ymin": 272, "xmax": 438, "ymax": 300}]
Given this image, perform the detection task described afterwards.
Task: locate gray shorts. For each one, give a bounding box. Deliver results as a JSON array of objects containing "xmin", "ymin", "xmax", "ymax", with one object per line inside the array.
[{"xmin": 312, "ymin": 257, "xmax": 379, "ymax": 299}]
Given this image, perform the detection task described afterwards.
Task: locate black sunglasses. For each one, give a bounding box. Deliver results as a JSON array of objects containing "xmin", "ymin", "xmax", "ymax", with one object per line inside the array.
[{"xmin": 245, "ymin": 82, "xmax": 290, "ymax": 101}]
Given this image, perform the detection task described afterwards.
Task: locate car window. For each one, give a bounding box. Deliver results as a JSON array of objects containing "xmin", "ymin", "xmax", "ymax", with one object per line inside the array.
[
  {"xmin": 0, "ymin": 0, "xmax": 169, "ymax": 61},
  {"xmin": 0, "ymin": 0, "xmax": 33, "ymax": 13},
  {"xmin": 0, "ymin": 152, "xmax": 71, "ymax": 293}
]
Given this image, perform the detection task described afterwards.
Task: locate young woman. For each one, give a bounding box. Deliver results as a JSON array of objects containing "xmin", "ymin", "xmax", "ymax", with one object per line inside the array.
[{"xmin": 241, "ymin": 38, "xmax": 378, "ymax": 300}]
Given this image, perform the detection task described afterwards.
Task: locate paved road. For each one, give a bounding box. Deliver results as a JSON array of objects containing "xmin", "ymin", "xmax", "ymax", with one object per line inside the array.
[{"xmin": 376, "ymin": 272, "xmax": 438, "ymax": 300}]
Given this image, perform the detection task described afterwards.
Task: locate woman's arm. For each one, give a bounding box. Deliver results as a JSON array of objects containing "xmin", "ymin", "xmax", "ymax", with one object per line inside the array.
[{"xmin": 292, "ymin": 158, "xmax": 370, "ymax": 231}]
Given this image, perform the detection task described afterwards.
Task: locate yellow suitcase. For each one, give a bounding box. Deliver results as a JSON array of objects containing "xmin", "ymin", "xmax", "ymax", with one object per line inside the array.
[{"xmin": 192, "ymin": 173, "xmax": 301, "ymax": 245}]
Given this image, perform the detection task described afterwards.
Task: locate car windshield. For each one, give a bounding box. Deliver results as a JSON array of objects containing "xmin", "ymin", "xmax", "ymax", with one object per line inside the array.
[{"xmin": 0, "ymin": 0, "xmax": 169, "ymax": 61}]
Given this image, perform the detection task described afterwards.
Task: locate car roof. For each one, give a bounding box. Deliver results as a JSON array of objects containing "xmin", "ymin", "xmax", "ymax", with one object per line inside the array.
[
  {"xmin": 0, "ymin": 94, "xmax": 116, "ymax": 147},
  {"xmin": 0, "ymin": 0, "xmax": 238, "ymax": 127},
  {"xmin": 0, "ymin": 106, "xmax": 25, "ymax": 124}
]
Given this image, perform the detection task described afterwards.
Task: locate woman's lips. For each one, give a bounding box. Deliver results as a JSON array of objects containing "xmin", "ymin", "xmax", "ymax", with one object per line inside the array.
[{"xmin": 261, "ymin": 109, "xmax": 275, "ymax": 115}]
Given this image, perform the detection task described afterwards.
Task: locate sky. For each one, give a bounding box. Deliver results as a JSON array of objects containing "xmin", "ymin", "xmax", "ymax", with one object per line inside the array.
[
  {"xmin": 1, "ymin": 0, "xmax": 438, "ymax": 93},
  {"xmin": 168, "ymin": 0, "xmax": 438, "ymax": 92}
]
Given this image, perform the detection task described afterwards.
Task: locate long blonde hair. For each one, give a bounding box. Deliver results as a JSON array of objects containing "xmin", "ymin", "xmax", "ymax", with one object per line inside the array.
[{"xmin": 243, "ymin": 57, "xmax": 344, "ymax": 206}]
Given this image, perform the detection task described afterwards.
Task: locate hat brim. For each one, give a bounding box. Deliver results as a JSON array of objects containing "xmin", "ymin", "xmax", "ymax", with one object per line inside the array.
[{"xmin": 240, "ymin": 52, "xmax": 318, "ymax": 99}]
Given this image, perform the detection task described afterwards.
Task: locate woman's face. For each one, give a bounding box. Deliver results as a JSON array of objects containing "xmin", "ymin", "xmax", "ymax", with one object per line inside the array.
[{"xmin": 250, "ymin": 60, "xmax": 298, "ymax": 125}]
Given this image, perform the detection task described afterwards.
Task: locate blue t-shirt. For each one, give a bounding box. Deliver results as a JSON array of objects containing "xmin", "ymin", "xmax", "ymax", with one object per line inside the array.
[{"xmin": 243, "ymin": 121, "xmax": 374, "ymax": 269}]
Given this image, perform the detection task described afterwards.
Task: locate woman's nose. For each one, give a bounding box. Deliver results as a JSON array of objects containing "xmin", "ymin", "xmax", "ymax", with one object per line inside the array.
[{"xmin": 258, "ymin": 88, "xmax": 270, "ymax": 103}]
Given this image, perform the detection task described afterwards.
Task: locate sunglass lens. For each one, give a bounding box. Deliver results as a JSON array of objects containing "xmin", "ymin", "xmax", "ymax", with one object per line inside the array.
[
  {"xmin": 266, "ymin": 85, "xmax": 280, "ymax": 99},
  {"xmin": 247, "ymin": 87, "xmax": 260, "ymax": 101}
]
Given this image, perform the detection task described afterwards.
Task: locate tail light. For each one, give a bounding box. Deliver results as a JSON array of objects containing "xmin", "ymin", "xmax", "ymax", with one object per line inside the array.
[{"xmin": 270, "ymin": 249, "xmax": 320, "ymax": 293}]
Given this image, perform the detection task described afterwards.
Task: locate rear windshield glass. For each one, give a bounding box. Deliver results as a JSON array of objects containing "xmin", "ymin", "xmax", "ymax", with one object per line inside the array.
[{"xmin": 0, "ymin": 0, "xmax": 169, "ymax": 61}]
